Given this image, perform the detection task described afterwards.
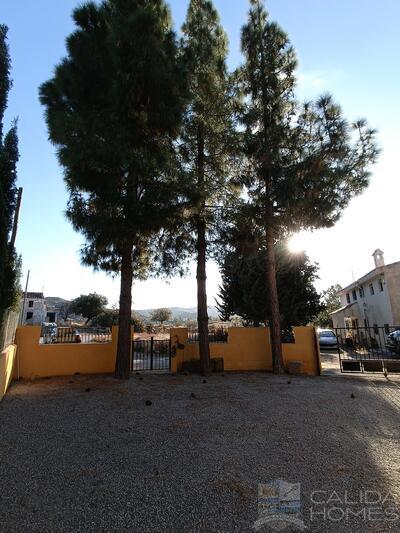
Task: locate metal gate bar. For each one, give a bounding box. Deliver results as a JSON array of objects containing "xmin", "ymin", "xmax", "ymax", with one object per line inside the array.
[
  {"xmin": 132, "ymin": 337, "xmax": 171, "ymax": 372},
  {"xmin": 334, "ymin": 326, "xmax": 400, "ymax": 374}
]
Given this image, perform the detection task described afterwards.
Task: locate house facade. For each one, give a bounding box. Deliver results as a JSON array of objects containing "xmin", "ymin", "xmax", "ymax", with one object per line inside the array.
[
  {"xmin": 22, "ymin": 292, "xmax": 57, "ymax": 325},
  {"xmin": 331, "ymin": 250, "xmax": 400, "ymax": 329}
]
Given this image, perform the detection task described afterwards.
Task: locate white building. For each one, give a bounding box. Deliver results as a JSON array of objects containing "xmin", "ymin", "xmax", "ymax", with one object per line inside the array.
[
  {"xmin": 22, "ymin": 292, "xmax": 57, "ymax": 325},
  {"xmin": 331, "ymin": 250, "xmax": 400, "ymax": 329}
]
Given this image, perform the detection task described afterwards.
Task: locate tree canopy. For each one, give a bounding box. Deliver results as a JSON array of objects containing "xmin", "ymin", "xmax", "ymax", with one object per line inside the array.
[
  {"xmin": 40, "ymin": 0, "xmax": 187, "ymax": 378},
  {"xmin": 237, "ymin": 0, "xmax": 378, "ymax": 372},
  {"xmin": 169, "ymin": 0, "xmax": 238, "ymax": 375},
  {"xmin": 216, "ymin": 206, "xmax": 322, "ymax": 329},
  {"xmin": 91, "ymin": 308, "xmax": 146, "ymax": 332},
  {"xmin": 38, "ymin": 0, "xmax": 379, "ymax": 379},
  {"xmin": 150, "ymin": 307, "xmax": 172, "ymax": 325},
  {"xmin": 217, "ymin": 244, "xmax": 322, "ymax": 329},
  {"xmin": 0, "ymin": 24, "xmax": 20, "ymax": 323},
  {"xmin": 314, "ymin": 284, "xmax": 342, "ymax": 327},
  {"xmin": 59, "ymin": 301, "xmax": 72, "ymax": 321},
  {"xmin": 70, "ymin": 293, "xmax": 108, "ymax": 325}
]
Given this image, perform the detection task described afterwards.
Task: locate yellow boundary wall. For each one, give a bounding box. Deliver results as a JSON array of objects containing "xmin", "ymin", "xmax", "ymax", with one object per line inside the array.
[
  {"xmin": 9, "ymin": 325, "xmax": 320, "ymax": 385},
  {"xmin": 14, "ymin": 326, "xmax": 122, "ymax": 380},
  {"xmin": 170, "ymin": 327, "xmax": 321, "ymax": 376},
  {"xmin": 0, "ymin": 344, "xmax": 17, "ymax": 401}
]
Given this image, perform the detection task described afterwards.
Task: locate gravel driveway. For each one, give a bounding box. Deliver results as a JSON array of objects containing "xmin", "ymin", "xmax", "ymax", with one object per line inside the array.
[{"xmin": 1, "ymin": 372, "xmax": 400, "ymax": 532}]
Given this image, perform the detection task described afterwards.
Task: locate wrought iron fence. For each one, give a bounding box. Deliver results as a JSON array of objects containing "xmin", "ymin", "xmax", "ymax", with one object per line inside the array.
[
  {"xmin": 334, "ymin": 326, "xmax": 400, "ymax": 374},
  {"xmin": 41, "ymin": 325, "xmax": 111, "ymax": 344},
  {"xmin": 132, "ymin": 337, "xmax": 171, "ymax": 371},
  {"xmin": 188, "ymin": 325, "xmax": 229, "ymax": 344},
  {"xmin": 187, "ymin": 325, "xmax": 296, "ymax": 344}
]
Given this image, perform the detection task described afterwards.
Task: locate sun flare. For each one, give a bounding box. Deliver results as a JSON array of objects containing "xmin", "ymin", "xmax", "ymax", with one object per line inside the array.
[{"xmin": 288, "ymin": 233, "xmax": 307, "ymax": 254}]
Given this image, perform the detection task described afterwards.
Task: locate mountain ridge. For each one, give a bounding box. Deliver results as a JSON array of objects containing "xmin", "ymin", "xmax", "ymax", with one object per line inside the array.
[
  {"xmin": 44, "ymin": 298, "xmax": 219, "ymax": 320},
  {"xmin": 135, "ymin": 306, "xmax": 219, "ymax": 320}
]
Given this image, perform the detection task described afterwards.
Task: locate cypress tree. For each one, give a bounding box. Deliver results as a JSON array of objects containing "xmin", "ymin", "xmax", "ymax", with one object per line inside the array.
[
  {"xmin": 40, "ymin": 0, "xmax": 187, "ymax": 379},
  {"xmin": 239, "ymin": 0, "xmax": 378, "ymax": 373},
  {"xmin": 0, "ymin": 25, "xmax": 20, "ymax": 322},
  {"xmin": 180, "ymin": 0, "xmax": 238, "ymax": 375}
]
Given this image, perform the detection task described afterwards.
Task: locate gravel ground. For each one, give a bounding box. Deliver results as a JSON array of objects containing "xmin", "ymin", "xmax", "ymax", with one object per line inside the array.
[{"xmin": 1, "ymin": 372, "xmax": 400, "ymax": 532}]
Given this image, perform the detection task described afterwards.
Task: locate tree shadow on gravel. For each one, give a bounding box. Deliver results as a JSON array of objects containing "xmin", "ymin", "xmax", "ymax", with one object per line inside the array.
[{"xmin": 0, "ymin": 373, "xmax": 399, "ymax": 532}]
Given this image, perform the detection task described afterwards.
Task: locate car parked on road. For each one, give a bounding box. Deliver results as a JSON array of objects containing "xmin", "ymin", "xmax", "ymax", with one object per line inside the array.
[
  {"xmin": 318, "ymin": 329, "xmax": 338, "ymax": 349},
  {"xmin": 386, "ymin": 330, "xmax": 400, "ymax": 354}
]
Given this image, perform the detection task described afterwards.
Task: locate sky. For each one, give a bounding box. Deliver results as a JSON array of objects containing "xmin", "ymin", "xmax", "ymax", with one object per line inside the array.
[{"xmin": 1, "ymin": 0, "xmax": 400, "ymax": 309}]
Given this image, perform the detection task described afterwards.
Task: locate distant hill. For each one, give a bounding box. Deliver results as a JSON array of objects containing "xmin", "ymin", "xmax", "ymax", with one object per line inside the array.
[
  {"xmin": 45, "ymin": 296, "xmax": 69, "ymax": 308},
  {"xmin": 44, "ymin": 297, "xmax": 219, "ymax": 321},
  {"xmin": 135, "ymin": 306, "xmax": 219, "ymax": 321}
]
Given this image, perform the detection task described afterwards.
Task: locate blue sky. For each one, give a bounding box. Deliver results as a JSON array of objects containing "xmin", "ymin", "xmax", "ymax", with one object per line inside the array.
[{"xmin": 2, "ymin": 0, "xmax": 400, "ymax": 308}]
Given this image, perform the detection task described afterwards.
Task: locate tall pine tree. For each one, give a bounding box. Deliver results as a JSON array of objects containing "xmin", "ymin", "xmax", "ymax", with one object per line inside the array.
[
  {"xmin": 239, "ymin": 0, "xmax": 378, "ymax": 373},
  {"xmin": 217, "ymin": 244, "xmax": 322, "ymax": 329},
  {"xmin": 180, "ymin": 0, "xmax": 237, "ymax": 375},
  {"xmin": 0, "ymin": 25, "xmax": 20, "ymax": 323},
  {"xmin": 40, "ymin": 0, "xmax": 187, "ymax": 379}
]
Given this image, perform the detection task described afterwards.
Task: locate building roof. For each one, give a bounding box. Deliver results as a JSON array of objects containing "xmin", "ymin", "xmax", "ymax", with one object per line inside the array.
[
  {"xmin": 330, "ymin": 302, "xmax": 356, "ymax": 316},
  {"xmin": 25, "ymin": 292, "xmax": 44, "ymax": 299},
  {"xmin": 337, "ymin": 260, "xmax": 400, "ymax": 295}
]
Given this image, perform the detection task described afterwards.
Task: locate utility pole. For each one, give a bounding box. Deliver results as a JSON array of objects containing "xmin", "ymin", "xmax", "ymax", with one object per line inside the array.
[
  {"xmin": 19, "ymin": 269, "xmax": 30, "ymax": 326},
  {"xmin": 9, "ymin": 187, "xmax": 23, "ymax": 249}
]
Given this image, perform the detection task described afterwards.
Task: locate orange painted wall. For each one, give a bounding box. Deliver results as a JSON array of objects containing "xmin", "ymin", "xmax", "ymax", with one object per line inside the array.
[
  {"xmin": 12, "ymin": 325, "xmax": 319, "ymax": 381},
  {"xmin": 170, "ymin": 327, "xmax": 320, "ymax": 376},
  {"xmin": 0, "ymin": 344, "xmax": 17, "ymax": 401},
  {"xmin": 14, "ymin": 326, "xmax": 121, "ymax": 379}
]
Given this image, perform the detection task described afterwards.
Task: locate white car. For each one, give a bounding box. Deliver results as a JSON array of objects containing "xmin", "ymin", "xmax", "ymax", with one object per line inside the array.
[{"xmin": 318, "ymin": 329, "xmax": 338, "ymax": 349}]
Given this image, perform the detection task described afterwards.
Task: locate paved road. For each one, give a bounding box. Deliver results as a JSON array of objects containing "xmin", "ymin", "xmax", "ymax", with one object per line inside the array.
[{"xmin": 320, "ymin": 349, "xmax": 342, "ymax": 375}]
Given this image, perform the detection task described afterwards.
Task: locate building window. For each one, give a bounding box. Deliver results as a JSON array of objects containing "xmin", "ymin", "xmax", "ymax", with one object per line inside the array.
[
  {"xmin": 379, "ymin": 279, "xmax": 384, "ymax": 292},
  {"xmin": 28, "ymin": 300, "xmax": 33, "ymax": 308},
  {"xmin": 359, "ymin": 287, "xmax": 364, "ymax": 298},
  {"xmin": 369, "ymin": 283, "xmax": 374, "ymax": 295},
  {"xmin": 26, "ymin": 312, "xmax": 33, "ymax": 320},
  {"xmin": 346, "ymin": 293, "xmax": 350, "ymax": 304},
  {"xmin": 352, "ymin": 290, "xmax": 357, "ymax": 301}
]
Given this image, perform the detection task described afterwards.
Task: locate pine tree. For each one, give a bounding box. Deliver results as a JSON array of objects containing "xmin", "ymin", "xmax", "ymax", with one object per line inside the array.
[
  {"xmin": 238, "ymin": 0, "xmax": 378, "ymax": 373},
  {"xmin": 0, "ymin": 25, "xmax": 20, "ymax": 323},
  {"xmin": 40, "ymin": 0, "xmax": 187, "ymax": 379},
  {"xmin": 179, "ymin": 0, "xmax": 238, "ymax": 375},
  {"xmin": 217, "ymin": 244, "xmax": 322, "ymax": 329}
]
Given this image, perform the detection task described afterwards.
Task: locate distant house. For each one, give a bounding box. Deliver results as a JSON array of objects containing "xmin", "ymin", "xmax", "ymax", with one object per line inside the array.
[
  {"xmin": 22, "ymin": 292, "xmax": 57, "ymax": 325},
  {"xmin": 331, "ymin": 250, "xmax": 400, "ymax": 329}
]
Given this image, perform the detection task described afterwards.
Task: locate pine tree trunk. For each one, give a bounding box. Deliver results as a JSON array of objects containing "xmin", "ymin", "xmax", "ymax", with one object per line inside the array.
[
  {"xmin": 196, "ymin": 123, "xmax": 210, "ymax": 376},
  {"xmin": 265, "ymin": 225, "xmax": 285, "ymax": 374},
  {"xmin": 197, "ymin": 218, "xmax": 211, "ymax": 376},
  {"xmin": 115, "ymin": 246, "xmax": 133, "ymax": 379}
]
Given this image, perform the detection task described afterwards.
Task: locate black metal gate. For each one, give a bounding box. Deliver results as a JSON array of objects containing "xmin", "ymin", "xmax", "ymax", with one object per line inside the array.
[
  {"xmin": 334, "ymin": 326, "xmax": 400, "ymax": 374},
  {"xmin": 132, "ymin": 337, "xmax": 171, "ymax": 372}
]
